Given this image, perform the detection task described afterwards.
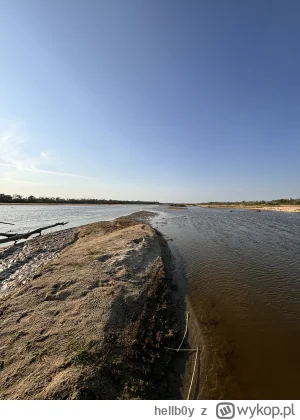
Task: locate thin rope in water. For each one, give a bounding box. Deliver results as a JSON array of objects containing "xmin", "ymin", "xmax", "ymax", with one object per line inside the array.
[
  {"xmin": 164, "ymin": 310, "xmax": 199, "ymax": 400},
  {"xmin": 187, "ymin": 345, "xmax": 199, "ymax": 400},
  {"xmin": 177, "ymin": 311, "xmax": 190, "ymax": 351},
  {"xmin": 165, "ymin": 347, "xmax": 197, "ymax": 352}
]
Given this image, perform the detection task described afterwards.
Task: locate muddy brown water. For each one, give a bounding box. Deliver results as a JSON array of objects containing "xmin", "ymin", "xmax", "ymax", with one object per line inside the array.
[{"xmin": 152, "ymin": 206, "xmax": 300, "ymax": 399}]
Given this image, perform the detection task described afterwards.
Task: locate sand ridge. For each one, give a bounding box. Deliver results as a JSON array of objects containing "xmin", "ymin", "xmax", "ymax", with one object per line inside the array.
[{"xmin": 0, "ymin": 213, "xmax": 180, "ymax": 399}]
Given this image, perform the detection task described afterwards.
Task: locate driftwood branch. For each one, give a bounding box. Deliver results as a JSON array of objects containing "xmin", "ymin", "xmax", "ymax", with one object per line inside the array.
[
  {"xmin": 0, "ymin": 222, "xmax": 68, "ymax": 245},
  {"xmin": 0, "ymin": 232, "xmax": 16, "ymax": 238},
  {"xmin": 0, "ymin": 222, "xmax": 15, "ymax": 225}
]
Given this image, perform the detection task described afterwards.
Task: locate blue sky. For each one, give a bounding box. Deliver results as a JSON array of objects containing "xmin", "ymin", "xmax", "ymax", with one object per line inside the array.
[{"xmin": 1, "ymin": 0, "xmax": 300, "ymax": 202}]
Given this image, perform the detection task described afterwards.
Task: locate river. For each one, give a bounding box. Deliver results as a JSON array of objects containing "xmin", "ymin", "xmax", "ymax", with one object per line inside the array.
[
  {"xmin": 0, "ymin": 204, "xmax": 159, "ymax": 235},
  {"xmin": 1, "ymin": 204, "xmax": 300, "ymax": 399},
  {"xmin": 152, "ymin": 206, "xmax": 300, "ymax": 399}
]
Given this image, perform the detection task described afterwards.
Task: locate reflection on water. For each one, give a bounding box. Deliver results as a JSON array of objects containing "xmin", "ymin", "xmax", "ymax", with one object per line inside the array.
[
  {"xmin": 0, "ymin": 204, "xmax": 159, "ymax": 237},
  {"xmin": 152, "ymin": 207, "xmax": 300, "ymax": 399}
]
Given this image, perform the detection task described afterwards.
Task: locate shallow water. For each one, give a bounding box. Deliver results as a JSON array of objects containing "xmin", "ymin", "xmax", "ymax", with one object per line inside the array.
[
  {"xmin": 152, "ymin": 206, "xmax": 300, "ymax": 399},
  {"xmin": 0, "ymin": 204, "xmax": 159, "ymax": 238}
]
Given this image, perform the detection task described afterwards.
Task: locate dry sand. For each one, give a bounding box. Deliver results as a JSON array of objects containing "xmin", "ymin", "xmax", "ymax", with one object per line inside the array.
[
  {"xmin": 242, "ymin": 205, "xmax": 300, "ymax": 212},
  {"xmin": 0, "ymin": 212, "xmax": 183, "ymax": 400},
  {"xmin": 199, "ymin": 204, "xmax": 300, "ymax": 213}
]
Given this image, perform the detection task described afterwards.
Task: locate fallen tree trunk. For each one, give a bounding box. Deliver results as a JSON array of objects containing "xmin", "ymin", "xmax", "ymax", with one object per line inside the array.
[
  {"xmin": 0, "ymin": 222, "xmax": 15, "ymax": 225},
  {"xmin": 0, "ymin": 222, "xmax": 68, "ymax": 245}
]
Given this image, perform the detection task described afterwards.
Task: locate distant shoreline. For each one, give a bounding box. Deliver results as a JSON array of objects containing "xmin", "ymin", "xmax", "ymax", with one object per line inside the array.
[
  {"xmin": 198, "ymin": 204, "xmax": 300, "ymax": 213},
  {"xmin": 0, "ymin": 203, "xmax": 158, "ymax": 206}
]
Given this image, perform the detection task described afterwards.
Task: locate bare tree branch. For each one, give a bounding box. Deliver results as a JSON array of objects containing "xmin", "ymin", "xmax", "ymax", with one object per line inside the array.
[
  {"xmin": 0, "ymin": 222, "xmax": 15, "ymax": 225},
  {"xmin": 0, "ymin": 222, "xmax": 68, "ymax": 245}
]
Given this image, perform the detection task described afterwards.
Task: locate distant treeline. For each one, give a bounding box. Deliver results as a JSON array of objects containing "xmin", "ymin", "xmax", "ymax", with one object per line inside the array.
[
  {"xmin": 200, "ymin": 198, "xmax": 300, "ymax": 206},
  {"xmin": 0, "ymin": 193, "xmax": 159, "ymax": 205}
]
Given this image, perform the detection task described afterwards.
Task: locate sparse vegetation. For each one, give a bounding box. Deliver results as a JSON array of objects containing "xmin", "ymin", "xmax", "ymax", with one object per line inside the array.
[{"xmin": 66, "ymin": 339, "xmax": 98, "ymax": 366}]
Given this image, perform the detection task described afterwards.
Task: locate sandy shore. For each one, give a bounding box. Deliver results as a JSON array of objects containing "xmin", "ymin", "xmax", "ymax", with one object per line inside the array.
[
  {"xmin": 0, "ymin": 212, "xmax": 185, "ymax": 400},
  {"xmin": 199, "ymin": 204, "xmax": 300, "ymax": 213}
]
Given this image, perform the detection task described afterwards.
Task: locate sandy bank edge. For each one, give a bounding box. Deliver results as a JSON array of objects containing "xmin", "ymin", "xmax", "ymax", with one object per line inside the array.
[
  {"xmin": 198, "ymin": 204, "xmax": 300, "ymax": 213},
  {"xmin": 0, "ymin": 212, "xmax": 185, "ymax": 400}
]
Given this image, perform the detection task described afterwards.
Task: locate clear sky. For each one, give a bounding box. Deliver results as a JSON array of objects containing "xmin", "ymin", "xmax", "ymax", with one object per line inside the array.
[{"xmin": 1, "ymin": 0, "xmax": 300, "ymax": 202}]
